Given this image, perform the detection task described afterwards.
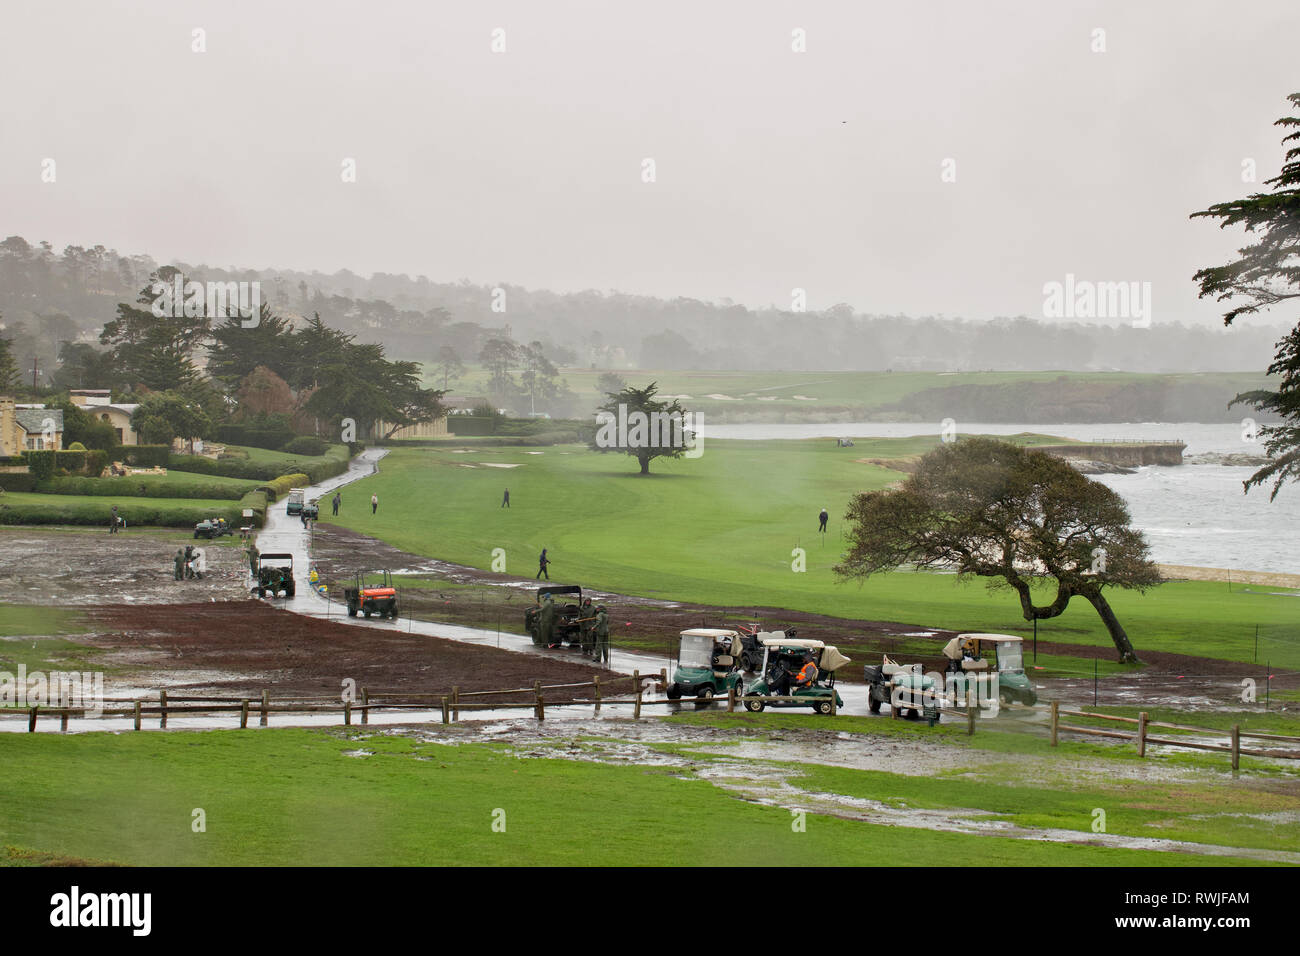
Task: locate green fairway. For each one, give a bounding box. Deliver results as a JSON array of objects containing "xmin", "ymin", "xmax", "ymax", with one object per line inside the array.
[
  {"xmin": 323, "ymin": 443, "xmax": 1300, "ymax": 668},
  {"xmin": 0, "ymin": 728, "xmax": 1275, "ymax": 866}
]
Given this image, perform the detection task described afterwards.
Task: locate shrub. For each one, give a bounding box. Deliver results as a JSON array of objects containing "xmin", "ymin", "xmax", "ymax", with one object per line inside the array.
[
  {"xmin": 33, "ymin": 476, "xmax": 256, "ymax": 500},
  {"xmin": 123, "ymin": 445, "xmax": 171, "ymax": 468},
  {"xmin": 54, "ymin": 450, "xmax": 86, "ymax": 474},
  {"xmin": 169, "ymin": 445, "xmax": 351, "ymax": 484},
  {"xmin": 67, "ymin": 441, "xmax": 87, "ymax": 451},
  {"xmin": 257, "ymin": 473, "xmax": 309, "ymax": 503},
  {"xmin": 217, "ymin": 422, "xmax": 297, "ymax": 451},
  {"xmin": 27, "ymin": 450, "xmax": 56, "ymax": 481},
  {"xmin": 0, "ymin": 474, "xmax": 37, "ymax": 492},
  {"xmin": 236, "ymin": 489, "xmax": 269, "ymax": 526},
  {"xmin": 85, "ymin": 449, "xmax": 108, "ymax": 476},
  {"xmin": 281, "ymin": 436, "xmax": 328, "ymax": 456},
  {"xmin": 0, "ymin": 497, "xmax": 249, "ymax": 528}
]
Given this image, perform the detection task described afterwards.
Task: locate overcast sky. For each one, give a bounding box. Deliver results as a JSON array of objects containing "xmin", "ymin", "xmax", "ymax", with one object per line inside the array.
[{"xmin": 2, "ymin": 0, "xmax": 1297, "ymax": 324}]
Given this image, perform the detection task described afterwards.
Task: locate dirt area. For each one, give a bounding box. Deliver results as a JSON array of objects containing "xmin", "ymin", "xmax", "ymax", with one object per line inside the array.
[
  {"xmin": 0, "ymin": 528, "xmax": 249, "ymax": 605},
  {"xmin": 85, "ymin": 601, "xmax": 614, "ymax": 700},
  {"xmin": 2, "ymin": 526, "xmax": 1293, "ymax": 708}
]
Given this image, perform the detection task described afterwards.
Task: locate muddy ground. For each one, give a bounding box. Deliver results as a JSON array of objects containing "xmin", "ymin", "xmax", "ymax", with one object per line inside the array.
[
  {"xmin": 2, "ymin": 527, "xmax": 1294, "ymax": 707},
  {"xmin": 83, "ymin": 602, "xmax": 613, "ymax": 699},
  {"xmin": 0, "ymin": 528, "xmax": 250, "ymax": 605}
]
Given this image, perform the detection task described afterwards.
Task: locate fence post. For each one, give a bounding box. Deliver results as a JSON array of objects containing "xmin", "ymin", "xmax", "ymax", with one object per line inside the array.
[
  {"xmin": 536, "ymin": 694, "xmax": 545, "ymax": 722},
  {"xmin": 1137, "ymin": 711, "xmax": 1147, "ymax": 758},
  {"xmin": 133, "ymin": 700, "xmax": 141, "ymax": 732},
  {"xmin": 27, "ymin": 706, "xmax": 38, "ymax": 733},
  {"xmin": 60, "ymin": 708, "xmax": 69, "ymax": 733},
  {"xmin": 659, "ymin": 668, "xmax": 667, "ymax": 692},
  {"xmin": 441, "ymin": 696, "xmax": 449, "ymax": 725},
  {"xmin": 452, "ymin": 686, "xmax": 459, "ymax": 722},
  {"xmin": 261, "ymin": 689, "xmax": 270, "ymax": 727},
  {"xmin": 160, "ymin": 689, "xmax": 168, "ymax": 729},
  {"xmin": 831, "ymin": 688, "xmax": 838, "ymax": 716},
  {"xmin": 727, "ymin": 685, "xmax": 735, "ymax": 713},
  {"xmin": 594, "ymin": 676, "xmax": 601, "ymax": 715},
  {"xmin": 1231, "ymin": 724, "xmax": 1240, "ymax": 772},
  {"xmin": 343, "ymin": 700, "xmax": 351, "ymax": 726},
  {"xmin": 241, "ymin": 699, "xmax": 250, "ymax": 729},
  {"xmin": 360, "ymin": 689, "xmax": 368, "ymax": 725},
  {"xmin": 966, "ymin": 703, "xmax": 976, "ymax": 736},
  {"xmin": 1050, "ymin": 700, "xmax": 1059, "ymax": 747}
]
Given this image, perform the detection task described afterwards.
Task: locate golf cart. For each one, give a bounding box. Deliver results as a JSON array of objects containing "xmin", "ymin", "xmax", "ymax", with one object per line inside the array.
[
  {"xmin": 193, "ymin": 517, "xmax": 233, "ymax": 539},
  {"xmin": 864, "ymin": 655, "xmax": 941, "ymax": 721},
  {"xmin": 735, "ymin": 623, "xmax": 800, "ymax": 672},
  {"xmin": 254, "ymin": 553, "xmax": 295, "ymax": 598},
  {"xmin": 944, "ymin": 634, "xmax": 1037, "ymax": 706},
  {"xmin": 301, "ymin": 499, "xmax": 320, "ymax": 521},
  {"xmin": 666, "ymin": 629, "xmax": 745, "ymax": 701},
  {"xmin": 344, "ymin": 571, "xmax": 399, "ymax": 619},
  {"xmin": 742, "ymin": 635, "xmax": 849, "ymax": 714},
  {"xmin": 524, "ymin": 585, "xmax": 584, "ymax": 647},
  {"xmin": 286, "ymin": 488, "xmax": 305, "ymax": 516}
]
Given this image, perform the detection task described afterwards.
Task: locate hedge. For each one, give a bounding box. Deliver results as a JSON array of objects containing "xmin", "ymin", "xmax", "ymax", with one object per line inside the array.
[
  {"xmin": 0, "ymin": 496, "xmax": 249, "ymax": 528},
  {"xmin": 236, "ymin": 489, "xmax": 269, "ymax": 526},
  {"xmin": 445, "ymin": 415, "xmax": 497, "ymax": 436},
  {"xmin": 168, "ymin": 446, "xmax": 350, "ymax": 484},
  {"xmin": 281, "ymin": 436, "xmax": 328, "ymax": 456},
  {"xmin": 216, "ymin": 423, "xmax": 297, "ymax": 451},
  {"xmin": 31, "ymin": 476, "xmax": 258, "ymax": 501},
  {"xmin": 256, "ymin": 473, "xmax": 310, "ymax": 503},
  {"xmin": 27, "ymin": 451, "xmax": 56, "ymax": 481},
  {"xmin": 122, "ymin": 445, "xmax": 172, "ymax": 468},
  {"xmin": 0, "ymin": 474, "xmax": 37, "ymax": 493}
]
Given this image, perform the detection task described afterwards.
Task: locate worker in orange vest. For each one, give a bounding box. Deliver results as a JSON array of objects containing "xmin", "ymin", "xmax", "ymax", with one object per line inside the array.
[{"xmin": 771, "ymin": 651, "xmax": 818, "ymax": 697}]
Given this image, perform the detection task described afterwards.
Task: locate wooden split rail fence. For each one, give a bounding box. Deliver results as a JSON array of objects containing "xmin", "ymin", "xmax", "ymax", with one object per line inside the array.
[
  {"xmin": 1049, "ymin": 701, "xmax": 1300, "ymax": 769},
  {"xmin": 1, "ymin": 669, "xmax": 708, "ymax": 732}
]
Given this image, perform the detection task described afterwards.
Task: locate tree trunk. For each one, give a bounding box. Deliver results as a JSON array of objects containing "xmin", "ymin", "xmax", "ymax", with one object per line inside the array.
[
  {"xmin": 638, "ymin": 454, "xmax": 650, "ymax": 475},
  {"xmin": 1083, "ymin": 589, "xmax": 1140, "ymax": 663}
]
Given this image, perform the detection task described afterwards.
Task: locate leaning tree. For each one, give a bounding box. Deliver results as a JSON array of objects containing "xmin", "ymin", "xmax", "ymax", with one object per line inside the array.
[
  {"xmin": 834, "ymin": 437, "xmax": 1162, "ymax": 663},
  {"xmin": 1191, "ymin": 91, "xmax": 1300, "ymax": 499}
]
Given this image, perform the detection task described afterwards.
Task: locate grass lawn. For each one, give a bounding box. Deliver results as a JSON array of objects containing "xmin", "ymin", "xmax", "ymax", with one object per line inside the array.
[
  {"xmin": 0, "ymin": 728, "xmax": 1272, "ymax": 866},
  {"xmin": 323, "ymin": 442, "xmax": 1300, "ymax": 669}
]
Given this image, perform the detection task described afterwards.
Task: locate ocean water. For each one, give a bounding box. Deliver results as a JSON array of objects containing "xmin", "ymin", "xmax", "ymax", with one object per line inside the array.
[{"xmin": 700, "ymin": 422, "xmax": 1300, "ymax": 574}]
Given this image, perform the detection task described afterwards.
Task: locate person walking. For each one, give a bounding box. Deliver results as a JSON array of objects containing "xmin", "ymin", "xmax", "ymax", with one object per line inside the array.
[
  {"xmin": 371, "ymin": 494, "xmax": 378, "ymax": 515},
  {"xmin": 109, "ymin": 505, "xmax": 120, "ymax": 534},
  {"xmin": 818, "ymin": 508, "xmax": 828, "ymax": 533},
  {"xmin": 502, "ymin": 488, "xmax": 510, "ymax": 508},
  {"xmin": 332, "ymin": 492, "xmax": 341, "ymax": 516},
  {"xmin": 173, "ymin": 548, "xmax": 185, "ymax": 581},
  {"xmin": 536, "ymin": 548, "xmax": 550, "ymax": 580},
  {"xmin": 593, "ymin": 604, "xmax": 611, "ymax": 665}
]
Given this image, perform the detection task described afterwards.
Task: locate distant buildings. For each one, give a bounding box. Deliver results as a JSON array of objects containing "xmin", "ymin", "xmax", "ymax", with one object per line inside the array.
[
  {"xmin": 0, "ymin": 398, "xmax": 64, "ymax": 455},
  {"xmin": 68, "ymin": 389, "xmax": 140, "ymax": 445}
]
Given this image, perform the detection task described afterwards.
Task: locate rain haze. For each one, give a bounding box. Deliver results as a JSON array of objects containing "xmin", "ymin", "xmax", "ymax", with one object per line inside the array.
[{"xmin": 2, "ymin": 0, "xmax": 1297, "ymax": 323}]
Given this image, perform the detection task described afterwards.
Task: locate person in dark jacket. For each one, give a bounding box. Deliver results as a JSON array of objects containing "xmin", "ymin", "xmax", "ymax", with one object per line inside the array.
[
  {"xmin": 502, "ymin": 488, "xmax": 510, "ymax": 508},
  {"xmin": 536, "ymin": 548, "xmax": 550, "ymax": 580},
  {"xmin": 332, "ymin": 493, "xmax": 341, "ymax": 516},
  {"xmin": 818, "ymin": 508, "xmax": 828, "ymax": 533}
]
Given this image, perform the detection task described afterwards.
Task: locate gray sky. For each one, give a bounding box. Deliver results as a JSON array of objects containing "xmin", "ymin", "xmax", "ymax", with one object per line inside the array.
[{"xmin": 2, "ymin": 0, "xmax": 1297, "ymax": 323}]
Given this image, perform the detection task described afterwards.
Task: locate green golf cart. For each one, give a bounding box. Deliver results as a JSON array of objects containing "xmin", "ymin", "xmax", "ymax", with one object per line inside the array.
[
  {"xmin": 666, "ymin": 629, "xmax": 745, "ymax": 702},
  {"xmin": 742, "ymin": 635, "xmax": 849, "ymax": 714},
  {"xmin": 864, "ymin": 656, "xmax": 941, "ymax": 720},
  {"xmin": 943, "ymin": 634, "xmax": 1037, "ymax": 706}
]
